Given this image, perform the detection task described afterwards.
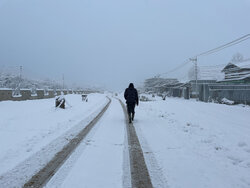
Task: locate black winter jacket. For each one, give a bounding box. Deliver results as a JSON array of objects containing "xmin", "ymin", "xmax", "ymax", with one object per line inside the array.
[{"xmin": 124, "ymin": 83, "xmax": 139, "ymax": 105}]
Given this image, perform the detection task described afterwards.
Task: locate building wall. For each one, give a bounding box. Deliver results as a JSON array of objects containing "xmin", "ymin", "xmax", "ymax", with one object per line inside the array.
[
  {"xmin": 164, "ymin": 81, "xmax": 250, "ymax": 105},
  {"xmin": 37, "ymin": 90, "xmax": 45, "ymax": 99},
  {"xmin": 0, "ymin": 89, "xmax": 13, "ymax": 101},
  {"xmin": 0, "ymin": 89, "xmax": 85, "ymax": 102},
  {"xmin": 208, "ymin": 84, "xmax": 250, "ymax": 104},
  {"xmin": 56, "ymin": 90, "xmax": 61, "ymax": 96}
]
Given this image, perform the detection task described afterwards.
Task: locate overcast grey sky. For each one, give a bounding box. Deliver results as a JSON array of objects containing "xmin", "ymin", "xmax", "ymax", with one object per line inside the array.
[{"xmin": 0, "ymin": 0, "xmax": 250, "ymax": 91}]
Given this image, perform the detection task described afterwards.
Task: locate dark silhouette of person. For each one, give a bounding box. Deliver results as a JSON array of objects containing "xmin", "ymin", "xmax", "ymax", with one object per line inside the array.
[{"xmin": 124, "ymin": 83, "xmax": 139, "ymax": 123}]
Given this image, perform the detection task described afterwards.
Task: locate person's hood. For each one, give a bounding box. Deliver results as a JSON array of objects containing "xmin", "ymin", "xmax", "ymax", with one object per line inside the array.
[{"xmin": 129, "ymin": 83, "xmax": 134, "ymax": 89}]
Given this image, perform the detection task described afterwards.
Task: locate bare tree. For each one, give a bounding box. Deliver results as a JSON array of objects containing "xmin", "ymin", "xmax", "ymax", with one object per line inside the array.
[{"xmin": 231, "ymin": 53, "xmax": 244, "ymax": 63}]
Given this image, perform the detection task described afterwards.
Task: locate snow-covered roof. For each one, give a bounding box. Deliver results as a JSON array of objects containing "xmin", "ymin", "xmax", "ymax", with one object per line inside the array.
[
  {"xmin": 220, "ymin": 72, "xmax": 250, "ymax": 81},
  {"xmin": 0, "ymin": 88, "xmax": 12, "ymax": 90},
  {"xmin": 199, "ymin": 66, "xmax": 224, "ymax": 81},
  {"xmin": 235, "ymin": 61, "xmax": 250, "ymax": 69}
]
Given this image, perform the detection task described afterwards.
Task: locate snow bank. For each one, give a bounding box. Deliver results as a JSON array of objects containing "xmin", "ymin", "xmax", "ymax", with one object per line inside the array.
[
  {"xmin": 0, "ymin": 94, "xmax": 107, "ymax": 177},
  {"xmin": 221, "ymin": 97, "xmax": 234, "ymax": 105}
]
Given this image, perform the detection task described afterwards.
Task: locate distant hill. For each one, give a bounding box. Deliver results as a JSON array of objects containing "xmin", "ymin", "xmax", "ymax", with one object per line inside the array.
[{"xmin": 0, "ymin": 72, "xmax": 63, "ymax": 90}]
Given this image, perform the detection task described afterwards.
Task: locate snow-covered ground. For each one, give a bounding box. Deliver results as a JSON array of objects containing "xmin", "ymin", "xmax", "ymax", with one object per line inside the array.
[
  {"xmin": 1, "ymin": 93, "xmax": 250, "ymax": 188},
  {"xmin": 47, "ymin": 96, "xmax": 250, "ymax": 188},
  {"xmin": 46, "ymin": 99, "xmax": 126, "ymax": 188},
  {"xmin": 135, "ymin": 97, "xmax": 250, "ymax": 188},
  {"xmin": 0, "ymin": 94, "xmax": 108, "ymax": 186}
]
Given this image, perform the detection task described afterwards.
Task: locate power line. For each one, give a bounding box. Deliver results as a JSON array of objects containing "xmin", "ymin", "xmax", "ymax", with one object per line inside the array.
[
  {"xmin": 158, "ymin": 34, "xmax": 250, "ymax": 78},
  {"xmin": 193, "ymin": 34, "xmax": 250, "ymax": 58},
  {"xmin": 159, "ymin": 59, "xmax": 190, "ymax": 76},
  {"xmin": 199, "ymin": 58, "xmax": 250, "ymax": 69}
]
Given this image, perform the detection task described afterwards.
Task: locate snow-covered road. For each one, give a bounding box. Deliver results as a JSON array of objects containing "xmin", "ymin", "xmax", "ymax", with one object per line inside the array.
[
  {"xmin": 0, "ymin": 94, "xmax": 109, "ymax": 187},
  {"xmin": 1, "ymin": 94, "xmax": 250, "ymax": 188},
  {"xmin": 46, "ymin": 99, "xmax": 126, "ymax": 188}
]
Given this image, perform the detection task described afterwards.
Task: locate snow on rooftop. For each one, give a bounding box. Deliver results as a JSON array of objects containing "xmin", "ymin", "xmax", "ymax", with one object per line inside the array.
[
  {"xmin": 199, "ymin": 65, "xmax": 225, "ymax": 81},
  {"xmin": 235, "ymin": 61, "xmax": 250, "ymax": 69}
]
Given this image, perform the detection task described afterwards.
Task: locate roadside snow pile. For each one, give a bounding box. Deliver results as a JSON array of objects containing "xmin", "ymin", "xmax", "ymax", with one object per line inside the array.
[
  {"xmin": 139, "ymin": 94, "xmax": 161, "ymax": 102},
  {"xmin": 221, "ymin": 97, "xmax": 234, "ymax": 105},
  {"xmin": 0, "ymin": 93, "xmax": 108, "ymax": 187},
  {"xmin": 135, "ymin": 97, "xmax": 250, "ymax": 188}
]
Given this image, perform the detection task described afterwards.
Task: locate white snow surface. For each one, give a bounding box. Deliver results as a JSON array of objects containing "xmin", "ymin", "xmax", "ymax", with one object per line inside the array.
[
  {"xmin": 0, "ymin": 94, "xmax": 108, "ymax": 187},
  {"xmin": 1, "ymin": 93, "xmax": 250, "ymax": 188},
  {"xmin": 46, "ymin": 99, "xmax": 126, "ymax": 188},
  {"xmin": 134, "ymin": 97, "xmax": 250, "ymax": 188}
]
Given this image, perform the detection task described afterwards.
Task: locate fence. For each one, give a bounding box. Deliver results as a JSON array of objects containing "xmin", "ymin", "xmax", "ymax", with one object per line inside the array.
[
  {"xmin": 207, "ymin": 84, "xmax": 250, "ymax": 104},
  {"xmin": 0, "ymin": 89, "xmax": 86, "ymax": 102},
  {"xmin": 165, "ymin": 82, "xmax": 250, "ymax": 105}
]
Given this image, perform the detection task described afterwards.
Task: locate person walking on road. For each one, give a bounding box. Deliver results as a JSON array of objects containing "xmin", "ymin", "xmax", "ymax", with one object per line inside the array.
[{"xmin": 124, "ymin": 83, "xmax": 139, "ymax": 123}]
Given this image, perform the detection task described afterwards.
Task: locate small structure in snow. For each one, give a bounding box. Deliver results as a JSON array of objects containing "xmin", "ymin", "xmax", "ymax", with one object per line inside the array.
[
  {"xmin": 55, "ymin": 96, "xmax": 65, "ymax": 109},
  {"xmin": 140, "ymin": 95, "xmax": 151, "ymax": 102},
  {"xmin": 82, "ymin": 94, "xmax": 88, "ymax": 102}
]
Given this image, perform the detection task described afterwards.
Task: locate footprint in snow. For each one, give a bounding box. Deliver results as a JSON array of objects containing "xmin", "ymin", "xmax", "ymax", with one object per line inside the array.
[
  {"xmin": 26, "ymin": 148, "xmax": 32, "ymax": 152},
  {"xmin": 214, "ymin": 146, "xmax": 222, "ymax": 151},
  {"xmin": 186, "ymin": 122, "xmax": 200, "ymax": 128},
  {"xmin": 227, "ymin": 156, "xmax": 243, "ymax": 165},
  {"xmin": 168, "ymin": 119, "xmax": 176, "ymax": 124},
  {"xmin": 238, "ymin": 142, "xmax": 247, "ymax": 147},
  {"xmin": 201, "ymin": 139, "xmax": 213, "ymax": 144}
]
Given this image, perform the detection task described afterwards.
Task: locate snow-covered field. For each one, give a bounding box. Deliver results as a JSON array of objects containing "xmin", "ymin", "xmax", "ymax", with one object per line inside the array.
[
  {"xmin": 0, "ymin": 93, "xmax": 109, "ymax": 187},
  {"xmin": 1, "ymin": 93, "xmax": 250, "ymax": 188},
  {"xmin": 135, "ymin": 96, "xmax": 250, "ymax": 188}
]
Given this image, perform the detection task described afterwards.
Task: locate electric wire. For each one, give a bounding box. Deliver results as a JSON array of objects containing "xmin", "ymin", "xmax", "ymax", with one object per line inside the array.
[
  {"xmin": 194, "ymin": 34, "xmax": 250, "ymax": 58},
  {"xmin": 158, "ymin": 34, "xmax": 250, "ymax": 79}
]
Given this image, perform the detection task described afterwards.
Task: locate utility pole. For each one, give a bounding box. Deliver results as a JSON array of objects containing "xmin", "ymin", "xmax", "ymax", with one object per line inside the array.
[
  {"xmin": 19, "ymin": 66, "xmax": 23, "ymax": 79},
  {"xmin": 62, "ymin": 74, "xmax": 65, "ymax": 89},
  {"xmin": 19, "ymin": 66, "xmax": 23, "ymax": 88},
  {"xmin": 189, "ymin": 57, "xmax": 198, "ymax": 100}
]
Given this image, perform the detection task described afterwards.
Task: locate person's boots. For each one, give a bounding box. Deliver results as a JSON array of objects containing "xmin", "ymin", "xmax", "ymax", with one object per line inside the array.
[
  {"xmin": 132, "ymin": 113, "xmax": 135, "ymax": 121},
  {"xmin": 128, "ymin": 113, "xmax": 132, "ymax": 123}
]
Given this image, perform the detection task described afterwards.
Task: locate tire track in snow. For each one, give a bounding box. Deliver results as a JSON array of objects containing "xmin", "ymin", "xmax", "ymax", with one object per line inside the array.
[
  {"xmin": 134, "ymin": 125, "xmax": 169, "ymax": 188},
  {"xmin": 119, "ymin": 99, "xmax": 153, "ymax": 188},
  {"xmin": 23, "ymin": 98, "xmax": 111, "ymax": 188}
]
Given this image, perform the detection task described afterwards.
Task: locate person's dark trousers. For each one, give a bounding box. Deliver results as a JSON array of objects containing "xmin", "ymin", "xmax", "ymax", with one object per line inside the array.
[{"xmin": 127, "ymin": 102, "xmax": 135, "ymax": 123}]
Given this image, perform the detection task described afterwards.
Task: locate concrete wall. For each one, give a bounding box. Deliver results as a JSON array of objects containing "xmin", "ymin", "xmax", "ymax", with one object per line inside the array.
[
  {"xmin": 0, "ymin": 89, "xmax": 85, "ymax": 102},
  {"xmin": 47, "ymin": 90, "xmax": 54, "ymax": 98},
  {"xmin": 62, "ymin": 90, "xmax": 67, "ymax": 95},
  {"xmin": 37, "ymin": 90, "xmax": 45, "ymax": 99},
  {"xmin": 208, "ymin": 84, "xmax": 250, "ymax": 104},
  {"xmin": 183, "ymin": 87, "xmax": 190, "ymax": 99},
  {"xmin": 198, "ymin": 84, "xmax": 210, "ymax": 102},
  {"xmin": 192, "ymin": 84, "xmax": 250, "ymax": 104},
  {"xmin": 56, "ymin": 90, "xmax": 61, "ymax": 96},
  {"xmin": 0, "ymin": 89, "xmax": 13, "ymax": 101},
  {"xmin": 165, "ymin": 83, "xmax": 250, "ymax": 105},
  {"xmin": 20, "ymin": 90, "xmax": 31, "ymax": 101}
]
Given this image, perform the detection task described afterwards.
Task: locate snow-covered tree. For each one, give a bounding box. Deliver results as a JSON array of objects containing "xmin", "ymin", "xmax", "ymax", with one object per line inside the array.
[{"xmin": 231, "ymin": 53, "xmax": 244, "ymax": 63}]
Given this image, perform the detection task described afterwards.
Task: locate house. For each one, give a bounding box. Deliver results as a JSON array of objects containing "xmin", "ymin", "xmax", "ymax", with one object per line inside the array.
[
  {"xmin": 220, "ymin": 61, "xmax": 250, "ymax": 84},
  {"xmin": 144, "ymin": 77, "xmax": 179, "ymax": 93}
]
